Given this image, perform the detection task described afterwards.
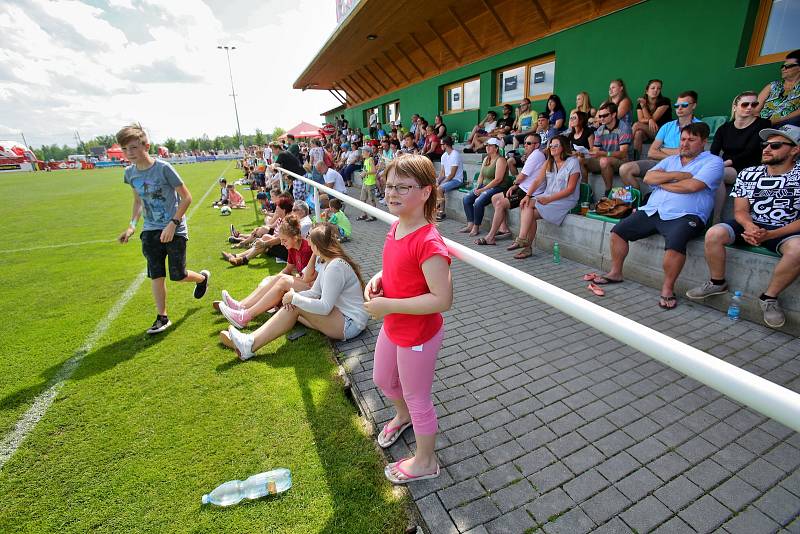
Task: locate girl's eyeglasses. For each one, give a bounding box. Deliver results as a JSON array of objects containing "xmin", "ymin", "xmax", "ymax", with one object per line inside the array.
[
  {"xmin": 739, "ymin": 101, "xmax": 759, "ymax": 108},
  {"xmin": 385, "ymin": 184, "xmax": 425, "ymax": 195},
  {"xmin": 673, "ymin": 102, "xmax": 692, "ymax": 109}
]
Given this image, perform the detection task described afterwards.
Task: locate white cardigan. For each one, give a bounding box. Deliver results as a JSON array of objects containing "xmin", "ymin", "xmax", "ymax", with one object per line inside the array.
[{"xmin": 291, "ymin": 258, "xmax": 368, "ymax": 330}]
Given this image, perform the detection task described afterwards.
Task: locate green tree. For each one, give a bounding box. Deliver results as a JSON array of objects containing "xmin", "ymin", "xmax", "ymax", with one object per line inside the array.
[
  {"xmin": 163, "ymin": 138, "xmax": 177, "ymax": 153},
  {"xmin": 253, "ymin": 128, "xmax": 265, "ymax": 145},
  {"xmin": 271, "ymin": 126, "xmax": 285, "ymax": 140}
]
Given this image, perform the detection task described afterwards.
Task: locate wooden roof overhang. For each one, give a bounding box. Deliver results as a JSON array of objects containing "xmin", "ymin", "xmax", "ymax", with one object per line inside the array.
[{"xmin": 295, "ymin": 0, "xmax": 641, "ymax": 106}]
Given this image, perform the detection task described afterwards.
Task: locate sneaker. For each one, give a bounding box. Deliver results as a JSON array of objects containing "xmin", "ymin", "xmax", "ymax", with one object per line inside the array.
[
  {"xmin": 230, "ymin": 223, "xmax": 236, "ymax": 237},
  {"xmin": 275, "ymin": 257, "xmax": 287, "ymax": 264},
  {"xmin": 686, "ymin": 280, "xmax": 728, "ymax": 300},
  {"xmin": 759, "ymin": 298, "xmax": 786, "ymax": 328},
  {"xmin": 221, "ymin": 289, "xmax": 241, "ymax": 310},
  {"xmin": 194, "ymin": 270, "xmax": 210, "ymax": 299},
  {"xmin": 228, "ymin": 325, "xmax": 255, "ymax": 360},
  {"xmin": 146, "ymin": 315, "xmax": 171, "ymax": 335},
  {"xmin": 219, "ymin": 302, "xmax": 250, "ymax": 328}
]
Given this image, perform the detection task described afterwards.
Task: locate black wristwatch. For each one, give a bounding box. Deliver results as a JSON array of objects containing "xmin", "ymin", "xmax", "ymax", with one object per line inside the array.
[{"xmin": 170, "ymin": 218, "xmax": 181, "ymax": 226}]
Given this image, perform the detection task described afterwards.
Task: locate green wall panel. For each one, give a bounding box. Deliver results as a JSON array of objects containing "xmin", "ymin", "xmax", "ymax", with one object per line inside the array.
[{"xmin": 325, "ymin": 0, "xmax": 778, "ymax": 132}]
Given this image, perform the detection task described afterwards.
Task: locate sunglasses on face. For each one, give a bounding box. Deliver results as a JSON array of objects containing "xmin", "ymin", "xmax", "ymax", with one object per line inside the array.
[
  {"xmin": 739, "ymin": 101, "xmax": 759, "ymax": 108},
  {"xmin": 673, "ymin": 102, "xmax": 692, "ymax": 109},
  {"xmin": 781, "ymin": 63, "xmax": 799, "ymax": 70},
  {"xmin": 569, "ymin": 115, "xmax": 578, "ymax": 120},
  {"xmin": 596, "ymin": 113, "xmax": 610, "ymax": 119},
  {"xmin": 524, "ymin": 141, "xmax": 539, "ymax": 146},
  {"xmin": 762, "ymin": 141, "xmax": 794, "ymax": 150}
]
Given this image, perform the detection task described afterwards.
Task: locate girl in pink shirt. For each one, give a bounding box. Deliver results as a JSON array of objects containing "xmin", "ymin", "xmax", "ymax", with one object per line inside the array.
[
  {"xmin": 226, "ymin": 184, "xmax": 245, "ymax": 209},
  {"xmin": 365, "ymin": 154, "xmax": 453, "ymax": 484}
]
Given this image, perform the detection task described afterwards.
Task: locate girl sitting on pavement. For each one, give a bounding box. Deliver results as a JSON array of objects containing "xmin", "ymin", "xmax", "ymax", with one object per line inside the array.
[{"xmin": 221, "ymin": 223, "xmax": 368, "ymax": 359}]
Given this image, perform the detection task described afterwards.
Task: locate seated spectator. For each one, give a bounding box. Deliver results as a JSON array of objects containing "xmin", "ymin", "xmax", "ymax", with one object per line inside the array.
[
  {"xmin": 605, "ymin": 78, "xmax": 633, "ymax": 126},
  {"xmin": 433, "ymin": 115, "xmax": 447, "ymax": 139},
  {"xmin": 226, "ymin": 184, "xmax": 246, "ymax": 209},
  {"xmin": 477, "ymin": 134, "xmax": 545, "ymax": 245},
  {"xmin": 620, "ymin": 90, "xmax": 701, "ymax": 190},
  {"xmin": 534, "ymin": 115, "xmax": 558, "ymax": 147},
  {"xmin": 503, "ymin": 98, "xmax": 538, "ymax": 150},
  {"xmin": 710, "ymin": 91, "xmax": 772, "ymax": 222},
  {"xmin": 466, "ymin": 104, "xmax": 515, "ymax": 153},
  {"xmin": 593, "ymin": 123, "xmax": 723, "ymax": 310},
  {"xmin": 415, "ymin": 118, "xmax": 428, "ymax": 148},
  {"xmin": 212, "ymin": 178, "xmax": 229, "ymax": 207},
  {"xmin": 584, "ymin": 101, "xmax": 632, "ymax": 197},
  {"xmin": 321, "ymin": 198, "xmax": 352, "ymax": 241},
  {"xmin": 460, "ymin": 138, "xmax": 509, "ymax": 237},
  {"xmin": 435, "ymin": 136, "xmax": 464, "ymax": 221},
  {"xmin": 256, "ymin": 185, "xmax": 269, "ymax": 211},
  {"xmin": 564, "ymin": 111, "xmax": 594, "ymax": 180},
  {"xmin": 400, "ymin": 132, "xmax": 418, "ymax": 154},
  {"xmin": 216, "ymin": 216, "xmax": 317, "ymax": 328},
  {"xmin": 294, "ymin": 200, "xmax": 313, "ymax": 237},
  {"xmin": 357, "ymin": 147, "xmax": 378, "ymax": 221},
  {"xmin": 224, "ymin": 199, "xmax": 309, "ymax": 266},
  {"xmin": 687, "ymin": 125, "xmax": 800, "ymax": 327},
  {"xmin": 338, "ymin": 143, "xmax": 362, "ymax": 187},
  {"xmin": 571, "ymin": 91, "xmax": 597, "ymax": 125},
  {"xmin": 422, "ymin": 124, "xmax": 444, "ymax": 162},
  {"xmin": 220, "ymin": 224, "xmax": 369, "ymax": 360},
  {"xmin": 316, "ymin": 161, "xmax": 347, "ymax": 194},
  {"xmin": 632, "ymin": 79, "xmax": 672, "ymax": 158},
  {"xmin": 466, "ymin": 111, "xmax": 499, "ymax": 145},
  {"xmin": 511, "ymin": 135, "xmax": 581, "ymax": 259},
  {"xmin": 757, "ymin": 49, "xmax": 800, "ymax": 127},
  {"xmin": 229, "ymin": 194, "xmax": 293, "ymax": 249},
  {"xmin": 544, "ymin": 95, "xmax": 567, "ymax": 133}
]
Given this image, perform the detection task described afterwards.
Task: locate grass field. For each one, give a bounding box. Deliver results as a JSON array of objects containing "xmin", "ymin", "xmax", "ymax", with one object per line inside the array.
[{"xmin": 0, "ymin": 161, "xmax": 406, "ymax": 533}]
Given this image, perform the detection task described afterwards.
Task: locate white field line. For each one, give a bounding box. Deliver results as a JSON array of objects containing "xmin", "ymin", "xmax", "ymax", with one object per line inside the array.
[
  {"xmin": 0, "ymin": 161, "xmax": 232, "ymax": 471},
  {"xmin": 0, "ymin": 239, "xmax": 117, "ymax": 254}
]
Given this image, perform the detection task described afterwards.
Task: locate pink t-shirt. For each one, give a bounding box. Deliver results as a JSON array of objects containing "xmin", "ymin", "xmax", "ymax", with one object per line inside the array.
[
  {"xmin": 382, "ymin": 221, "xmax": 451, "ymax": 347},
  {"xmin": 228, "ymin": 189, "xmax": 244, "ymax": 204}
]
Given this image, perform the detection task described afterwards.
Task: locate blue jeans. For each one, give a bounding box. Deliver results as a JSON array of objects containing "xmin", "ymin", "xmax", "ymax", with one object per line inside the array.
[
  {"xmin": 463, "ymin": 186, "xmax": 503, "ymax": 226},
  {"xmin": 439, "ymin": 178, "xmax": 463, "ymax": 193}
]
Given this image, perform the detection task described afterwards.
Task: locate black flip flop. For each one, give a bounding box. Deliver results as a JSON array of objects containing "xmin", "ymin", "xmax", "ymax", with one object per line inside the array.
[{"xmin": 592, "ymin": 276, "xmax": 624, "ymax": 285}]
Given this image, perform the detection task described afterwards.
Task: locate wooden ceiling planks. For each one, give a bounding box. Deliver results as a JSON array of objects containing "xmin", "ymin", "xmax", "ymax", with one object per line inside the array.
[{"xmin": 298, "ymin": 0, "xmax": 641, "ymax": 105}]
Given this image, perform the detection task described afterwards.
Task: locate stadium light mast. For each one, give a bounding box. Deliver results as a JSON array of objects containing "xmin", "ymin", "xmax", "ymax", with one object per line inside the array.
[{"xmin": 217, "ymin": 45, "xmax": 243, "ymax": 151}]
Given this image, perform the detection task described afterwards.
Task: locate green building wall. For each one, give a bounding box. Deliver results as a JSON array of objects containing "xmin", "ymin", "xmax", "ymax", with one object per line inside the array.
[{"xmin": 324, "ymin": 0, "xmax": 780, "ymax": 138}]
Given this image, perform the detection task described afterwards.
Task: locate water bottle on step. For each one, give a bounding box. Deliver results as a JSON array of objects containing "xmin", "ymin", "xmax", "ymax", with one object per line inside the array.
[
  {"xmin": 202, "ymin": 468, "xmax": 292, "ymax": 506},
  {"xmin": 553, "ymin": 242, "xmax": 561, "ymax": 264},
  {"xmin": 727, "ymin": 291, "xmax": 742, "ymax": 321}
]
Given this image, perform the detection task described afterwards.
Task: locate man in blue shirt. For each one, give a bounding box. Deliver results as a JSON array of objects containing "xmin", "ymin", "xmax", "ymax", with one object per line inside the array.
[
  {"xmin": 593, "ymin": 123, "xmax": 723, "ymax": 309},
  {"xmin": 621, "ymin": 90, "xmax": 702, "ymax": 188}
]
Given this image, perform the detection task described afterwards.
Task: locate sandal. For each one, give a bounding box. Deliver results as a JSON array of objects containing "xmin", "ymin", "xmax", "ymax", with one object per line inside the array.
[
  {"xmin": 384, "ymin": 458, "xmax": 441, "ymax": 485},
  {"xmin": 593, "ymin": 275, "xmax": 623, "ymax": 285},
  {"xmin": 513, "ymin": 238, "xmax": 532, "ymax": 259},
  {"xmin": 659, "ymin": 294, "xmax": 678, "ymax": 309},
  {"xmin": 507, "ymin": 238, "xmax": 523, "ymax": 251},
  {"xmin": 587, "ymin": 283, "xmax": 605, "ymax": 297},
  {"xmin": 357, "ymin": 215, "xmax": 368, "ymax": 221},
  {"xmin": 377, "ymin": 421, "xmax": 412, "ymax": 448},
  {"xmin": 474, "ymin": 237, "xmax": 496, "ymax": 246},
  {"xmin": 582, "ymin": 273, "xmax": 600, "ymax": 281},
  {"xmin": 496, "ymin": 230, "xmax": 513, "ymax": 240}
]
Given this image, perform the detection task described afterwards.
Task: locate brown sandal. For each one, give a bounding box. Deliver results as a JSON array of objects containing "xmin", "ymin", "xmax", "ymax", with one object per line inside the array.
[
  {"xmin": 513, "ymin": 238, "xmax": 532, "ymax": 259},
  {"xmin": 507, "ymin": 238, "xmax": 523, "ymax": 251}
]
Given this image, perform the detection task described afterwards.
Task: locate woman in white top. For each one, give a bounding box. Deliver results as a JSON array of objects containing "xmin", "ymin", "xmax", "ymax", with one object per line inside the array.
[
  {"xmin": 221, "ymin": 223, "xmax": 369, "ymax": 360},
  {"xmin": 512, "ymin": 135, "xmax": 581, "ymax": 259}
]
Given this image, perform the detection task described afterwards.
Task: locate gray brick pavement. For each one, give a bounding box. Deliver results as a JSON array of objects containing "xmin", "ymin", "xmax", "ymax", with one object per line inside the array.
[{"xmin": 332, "ymin": 196, "xmax": 800, "ymax": 533}]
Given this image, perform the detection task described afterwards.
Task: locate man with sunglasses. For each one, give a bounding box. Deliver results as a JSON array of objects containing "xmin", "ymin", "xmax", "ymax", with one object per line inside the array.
[
  {"xmin": 620, "ymin": 90, "xmax": 701, "ymax": 190},
  {"xmin": 503, "ymin": 99, "xmax": 538, "ymax": 150},
  {"xmin": 687, "ymin": 125, "xmax": 800, "ymax": 328},
  {"xmin": 585, "ymin": 101, "xmax": 632, "ymax": 197}
]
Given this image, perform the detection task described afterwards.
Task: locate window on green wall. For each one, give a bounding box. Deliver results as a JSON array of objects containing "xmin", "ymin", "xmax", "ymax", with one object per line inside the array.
[
  {"xmin": 747, "ymin": 0, "xmax": 800, "ymax": 65},
  {"xmin": 444, "ymin": 77, "xmax": 480, "ymax": 114},
  {"xmin": 384, "ymin": 100, "xmax": 400, "ymax": 125},
  {"xmin": 496, "ymin": 54, "xmax": 556, "ymax": 105}
]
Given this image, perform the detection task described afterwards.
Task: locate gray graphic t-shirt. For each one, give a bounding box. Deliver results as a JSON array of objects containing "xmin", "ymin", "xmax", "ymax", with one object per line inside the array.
[{"xmin": 123, "ymin": 159, "xmax": 188, "ymax": 238}]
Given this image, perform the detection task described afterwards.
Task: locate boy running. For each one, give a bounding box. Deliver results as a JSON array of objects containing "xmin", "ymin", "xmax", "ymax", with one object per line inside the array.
[{"xmin": 116, "ymin": 123, "xmax": 210, "ymax": 334}]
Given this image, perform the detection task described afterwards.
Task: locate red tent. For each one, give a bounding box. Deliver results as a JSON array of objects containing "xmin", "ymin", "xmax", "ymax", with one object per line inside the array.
[
  {"xmin": 107, "ymin": 143, "xmax": 125, "ymax": 161},
  {"xmin": 280, "ymin": 121, "xmax": 323, "ymax": 140}
]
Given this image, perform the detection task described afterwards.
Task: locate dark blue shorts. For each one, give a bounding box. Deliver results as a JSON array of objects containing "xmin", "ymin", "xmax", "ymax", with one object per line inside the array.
[
  {"xmin": 141, "ymin": 230, "xmax": 188, "ymax": 281},
  {"xmin": 611, "ymin": 210, "xmax": 704, "ymax": 254}
]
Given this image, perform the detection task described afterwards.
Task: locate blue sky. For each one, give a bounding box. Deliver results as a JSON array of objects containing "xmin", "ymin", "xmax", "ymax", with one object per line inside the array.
[{"xmin": 0, "ymin": 0, "xmax": 341, "ymax": 147}]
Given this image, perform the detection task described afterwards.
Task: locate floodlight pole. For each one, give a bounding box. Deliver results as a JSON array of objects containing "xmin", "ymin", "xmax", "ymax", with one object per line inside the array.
[{"xmin": 218, "ymin": 45, "xmax": 243, "ymax": 151}]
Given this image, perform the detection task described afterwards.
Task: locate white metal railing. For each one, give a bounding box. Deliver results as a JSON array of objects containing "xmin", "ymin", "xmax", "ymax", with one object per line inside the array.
[{"xmin": 272, "ymin": 168, "xmax": 800, "ymax": 433}]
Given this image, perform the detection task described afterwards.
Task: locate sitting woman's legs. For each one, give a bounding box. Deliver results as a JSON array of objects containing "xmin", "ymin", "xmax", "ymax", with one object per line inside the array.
[
  {"xmin": 250, "ymin": 305, "xmax": 346, "ymax": 351},
  {"xmin": 246, "ymin": 275, "xmax": 311, "ymax": 317}
]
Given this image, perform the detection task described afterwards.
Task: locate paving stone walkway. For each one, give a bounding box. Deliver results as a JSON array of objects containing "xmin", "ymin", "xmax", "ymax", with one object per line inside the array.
[{"xmin": 333, "ymin": 195, "xmax": 800, "ymax": 534}]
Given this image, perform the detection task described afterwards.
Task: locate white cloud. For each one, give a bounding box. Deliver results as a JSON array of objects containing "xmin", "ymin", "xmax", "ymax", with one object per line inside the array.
[{"xmin": 0, "ymin": 0, "xmax": 340, "ymax": 148}]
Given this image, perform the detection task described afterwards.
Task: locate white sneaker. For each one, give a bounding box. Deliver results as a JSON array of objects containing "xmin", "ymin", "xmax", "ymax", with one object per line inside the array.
[
  {"xmin": 228, "ymin": 325, "xmax": 255, "ymax": 360},
  {"xmin": 221, "ymin": 289, "xmax": 241, "ymax": 310},
  {"xmin": 219, "ymin": 302, "xmax": 250, "ymax": 328}
]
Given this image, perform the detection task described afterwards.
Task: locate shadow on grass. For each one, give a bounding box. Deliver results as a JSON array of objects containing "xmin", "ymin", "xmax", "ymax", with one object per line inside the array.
[
  {"xmin": 214, "ymin": 334, "xmax": 402, "ymax": 533},
  {"xmin": 0, "ymin": 309, "xmax": 198, "ymax": 412}
]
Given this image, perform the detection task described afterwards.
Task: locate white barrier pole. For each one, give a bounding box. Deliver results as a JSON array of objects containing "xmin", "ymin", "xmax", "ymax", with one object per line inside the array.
[
  {"xmin": 282, "ymin": 169, "xmax": 800, "ymax": 433},
  {"xmin": 313, "ymin": 186, "xmax": 321, "ymax": 220}
]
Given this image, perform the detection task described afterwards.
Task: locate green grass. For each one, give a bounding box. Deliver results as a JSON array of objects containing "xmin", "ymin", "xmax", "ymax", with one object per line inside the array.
[{"xmin": 0, "ymin": 162, "xmax": 406, "ymax": 533}]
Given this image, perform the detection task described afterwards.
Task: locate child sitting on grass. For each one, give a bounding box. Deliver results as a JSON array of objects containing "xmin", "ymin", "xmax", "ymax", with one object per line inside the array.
[
  {"xmin": 321, "ymin": 198, "xmax": 352, "ymax": 241},
  {"xmin": 226, "ymin": 184, "xmax": 246, "ymax": 209}
]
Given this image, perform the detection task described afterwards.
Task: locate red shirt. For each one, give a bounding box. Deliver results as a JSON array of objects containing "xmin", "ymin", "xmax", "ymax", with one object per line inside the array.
[
  {"xmin": 426, "ymin": 133, "xmax": 443, "ymax": 155},
  {"xmin": 287, "ymin": 239, "xmax": 312, "ymax": 273},
  {"xmin": 382, "ymin": 221, "xmax": 451, "ymax": 346}
]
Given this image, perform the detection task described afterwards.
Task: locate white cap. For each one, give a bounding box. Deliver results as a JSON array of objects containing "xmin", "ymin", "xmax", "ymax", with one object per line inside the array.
[
  {"xmin": 759, "ymin": 124, "xmax": 800, "ymax": 146},
  {"xmin": 486, "ymin": 138, "xmax": 502, "ymax": 147}
]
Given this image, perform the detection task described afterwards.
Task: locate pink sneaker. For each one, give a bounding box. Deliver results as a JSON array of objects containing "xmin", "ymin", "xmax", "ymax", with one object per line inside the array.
[
  {"xmin": 221, "ymin": 290, "xmax": 241, "ymax": 310},
  {"xmin": 219, "ymin": 302, "xmax": 250, "ymax": 328}
]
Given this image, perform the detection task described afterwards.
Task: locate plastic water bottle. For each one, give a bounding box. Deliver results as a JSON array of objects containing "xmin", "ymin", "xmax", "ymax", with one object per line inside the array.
[
  {"xmin": 553, "ymin": 242, "xmax": 561, "ymax": 264},
  {"xmin": 201, "ymin": 468, "xmax": 292, "ymax": 506},
  {"xmin": 727, "ymin": 291, "xmax": 742, "ymax": 321}
]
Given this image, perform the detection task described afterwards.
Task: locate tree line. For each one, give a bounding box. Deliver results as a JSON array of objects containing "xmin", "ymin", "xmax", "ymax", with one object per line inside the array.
[{"xmin": 33, "ymin": 127, "xmax": 286, "ymax": 161}]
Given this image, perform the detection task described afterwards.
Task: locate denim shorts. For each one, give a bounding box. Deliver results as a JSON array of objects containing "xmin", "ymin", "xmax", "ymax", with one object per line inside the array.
[{"xmin": 342, "ymin": 315, "xmax": 363, "ymax": 341}]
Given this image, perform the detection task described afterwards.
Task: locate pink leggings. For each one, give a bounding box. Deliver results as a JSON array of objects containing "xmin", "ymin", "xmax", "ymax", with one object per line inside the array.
[{"xmin": 372, "ymin": 324, "xmax": 444, "ymax": 436}]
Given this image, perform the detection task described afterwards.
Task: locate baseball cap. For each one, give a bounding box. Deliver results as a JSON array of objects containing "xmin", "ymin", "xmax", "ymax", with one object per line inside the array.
[
  {"xmin": 759, "ymin": 124, "xmax": 800, "ymax": 146},
  {"xmin": 486, "ymin": 138, "xmax": 502, "ymax": 147}
]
